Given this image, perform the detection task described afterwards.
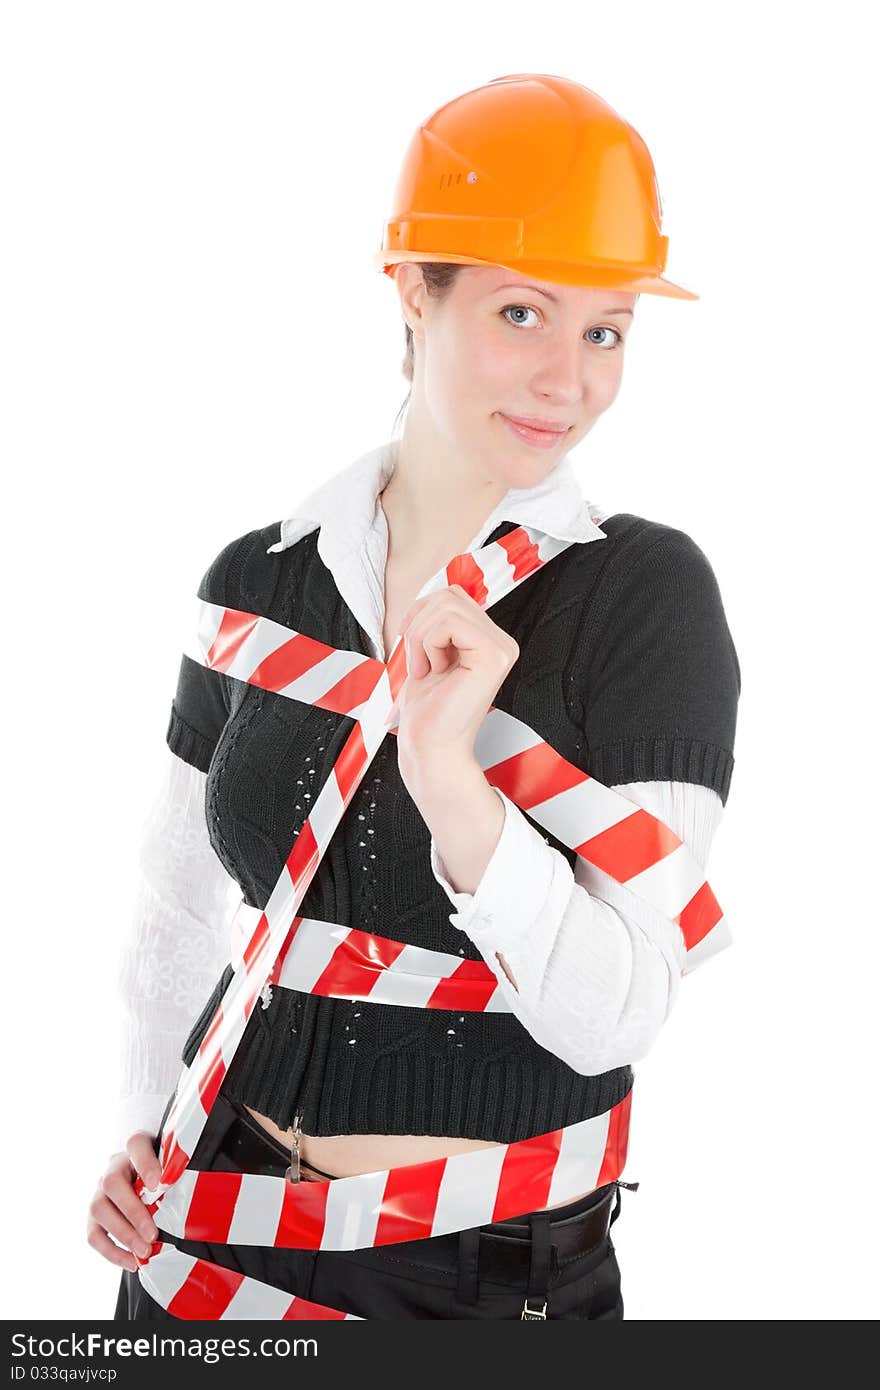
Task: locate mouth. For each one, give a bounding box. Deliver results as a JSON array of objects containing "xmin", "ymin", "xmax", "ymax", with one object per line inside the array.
[{"xmin": 497, "ymin": 413, "xmax": 572, "ymax": 448}]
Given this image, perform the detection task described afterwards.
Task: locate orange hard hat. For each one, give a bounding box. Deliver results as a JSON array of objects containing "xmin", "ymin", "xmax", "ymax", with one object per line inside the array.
[{"xmin": 375, "ymin": 72, "xmax": 697, "ymax": 301}]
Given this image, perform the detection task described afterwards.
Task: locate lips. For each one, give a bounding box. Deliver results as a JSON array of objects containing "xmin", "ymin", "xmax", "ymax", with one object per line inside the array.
[
  {"xmin": 501, "ymin": 414, "xmax": 570, "ymax": 433},
  {"xmin": 498, "ymin": 413, "xmax": 572, "ymax": 449}
]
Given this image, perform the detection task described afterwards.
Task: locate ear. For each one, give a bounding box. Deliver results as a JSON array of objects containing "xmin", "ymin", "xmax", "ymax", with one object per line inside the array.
[{"xmin": 394, "ymin": 263, "xmax": 427, "ymax": 341}]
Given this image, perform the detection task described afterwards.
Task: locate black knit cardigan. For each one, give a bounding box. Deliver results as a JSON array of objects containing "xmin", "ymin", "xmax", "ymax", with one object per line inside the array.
[{"xmin": 167, "ymin": 512, "xmax": 740, "ymax": 1142}]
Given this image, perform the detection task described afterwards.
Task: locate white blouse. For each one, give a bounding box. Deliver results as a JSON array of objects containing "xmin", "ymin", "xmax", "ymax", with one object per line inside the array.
[{"xmin": 115, "ymin": 442, "xmax": 726, "ymax": 1149}]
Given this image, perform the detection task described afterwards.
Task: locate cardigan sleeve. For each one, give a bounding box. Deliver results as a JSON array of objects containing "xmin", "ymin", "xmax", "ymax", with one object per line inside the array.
[
  {"xmin": 164, "ymin": 523, "xmax": 286, "ymax": 773},
  {"xmin": 164, "ymin": 543, "xmax": 240, "ymax": 773},
  {"xmin": 164, "ymin": 531, "xmax": 259, "ymax": 773},
  {"xmin": 579, "ymin": 524, "xmax": 741, "ymax": 804}
]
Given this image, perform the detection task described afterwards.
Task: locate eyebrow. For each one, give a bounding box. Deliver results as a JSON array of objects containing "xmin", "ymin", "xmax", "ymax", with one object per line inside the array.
[{"xmin": 493, "ymin": 282, "xmax": 634, "ymax": 316}]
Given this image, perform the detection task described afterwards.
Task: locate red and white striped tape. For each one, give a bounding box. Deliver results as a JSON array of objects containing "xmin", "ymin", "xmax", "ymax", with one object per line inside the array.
[
  {"xmin": 199, "ymin": 600, "xmax": 729, "ymax": 980},
  {"xmin": 232, "ymin": 908, "xmax": 509, "ymax": 1013},
  {"xmin": 138, "ymin": 1243, "xmax": 363, "ymax": 1320},
  {"xmin": 145, "ymin": 527, "xmax": 579, "ymax": 1191},
  {"xmin": 136, "ymin": 1089, "xmax": 632, "ymax": 1320},
  {"xmin": 149, "ymin": 1093, "xmax": 631, "ymax": 1252},
  {"xmin": 131, "ymin": 516, "xmax": 726, "ymax": 1319}
]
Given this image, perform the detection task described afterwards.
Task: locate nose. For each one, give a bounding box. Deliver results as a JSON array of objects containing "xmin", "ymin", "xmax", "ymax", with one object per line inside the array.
[{"xmin": 532, "ymin": 339, "xmax": 587, "ymax": 406}]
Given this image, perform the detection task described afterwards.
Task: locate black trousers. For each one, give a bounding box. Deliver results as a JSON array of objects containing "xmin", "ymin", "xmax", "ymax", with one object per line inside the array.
[{"xmin": 114, "ymin": 1092, "xmax": 629, "ymax": 1321}]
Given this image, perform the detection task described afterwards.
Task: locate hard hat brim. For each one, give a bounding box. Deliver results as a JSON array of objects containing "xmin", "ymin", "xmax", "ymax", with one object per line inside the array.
[{"xmin": 374, "ymin": 250, "xmax": 698, "ymax": 301}]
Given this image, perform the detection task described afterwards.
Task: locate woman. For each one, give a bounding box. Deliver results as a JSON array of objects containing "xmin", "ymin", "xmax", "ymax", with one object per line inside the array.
[{"xmin": 88, "ymin": 73, "xmax": 740, "ymax": 1320}]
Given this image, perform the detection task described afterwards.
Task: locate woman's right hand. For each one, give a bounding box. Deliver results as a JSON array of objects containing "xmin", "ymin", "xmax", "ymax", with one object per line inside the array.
[{"xmin": 86, "ymin": 1133, "xmax": 162, "ymax": 1272}]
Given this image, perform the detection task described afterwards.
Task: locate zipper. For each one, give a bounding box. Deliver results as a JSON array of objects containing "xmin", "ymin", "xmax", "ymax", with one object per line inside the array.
[
  {"xmin": 283, "ymin": 1109, "xmax": 340, "ymax": 1184},
  {"xmin": 284, "ymin": 1112, "xmax": 303, "ymax": 1184},
  {"xmin": 285, "ymin": 990, "xmax": 318, "ymax": 1184}
]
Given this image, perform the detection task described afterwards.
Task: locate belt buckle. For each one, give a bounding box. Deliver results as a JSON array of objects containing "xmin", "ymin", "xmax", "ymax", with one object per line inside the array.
[{"xmin": 521, "ymin": 1296, "xmax": 547, "ymax": 1320}]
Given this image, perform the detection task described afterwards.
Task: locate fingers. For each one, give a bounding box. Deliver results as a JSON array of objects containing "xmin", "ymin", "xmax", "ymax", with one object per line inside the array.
[
  {"xmin": 403, "ymin": 590, "xmax": 517, "ymax": 677},
  {"xmin": 85, "ymin": 1217, "xmax": 139, "ymax": 1273},
  {"xmin": 127, "ymin": 1131, "xmax": 163, "ymax": 1190},
  {"xmin": 86, "ymin": 1146, "xmax": 161, "ymax": 1270},
  {"xmin": 407, "ymin": 610, "xmax": 485, "ymax": 677},
  {"xmin": 86, "ymin": 1193, "xmax": 150, "ymax": 1269},
  {"xmin": 101, "ymin": 1159, "xmax": 161, "ymax": 1246},
  {"xmin": 411, "ymin": 614, "xmax": 516, "ymax": 678}
]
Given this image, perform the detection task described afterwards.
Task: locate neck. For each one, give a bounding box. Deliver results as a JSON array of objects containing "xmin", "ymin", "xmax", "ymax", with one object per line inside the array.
[{"xmin": 381, "ymin": 407, "xmax": 509, "ymax": 567}]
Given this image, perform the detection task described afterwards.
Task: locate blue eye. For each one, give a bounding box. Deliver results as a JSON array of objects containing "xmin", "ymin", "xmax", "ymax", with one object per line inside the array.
[
  {"xmin": 586, "ymin": 326, "xmax": 624, "ymax": 348},
  {"xmin": 501, "ymin": 304, "xmax": 541, "ymax": 328},
  {"xmin": 501, "ymin": 305, "xmax": 623, "ymax": 348}
]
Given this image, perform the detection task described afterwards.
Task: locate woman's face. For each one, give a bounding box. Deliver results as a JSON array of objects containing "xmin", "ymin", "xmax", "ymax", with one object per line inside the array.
[{"xmin": 397, "ymin": 263, "xmax": 637, "ymax": 490}]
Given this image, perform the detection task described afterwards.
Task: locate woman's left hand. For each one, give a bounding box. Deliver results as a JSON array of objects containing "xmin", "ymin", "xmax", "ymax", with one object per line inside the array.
[{"xmin": 394, "ymin": 584, "xmax": 519, "ymax": 772}]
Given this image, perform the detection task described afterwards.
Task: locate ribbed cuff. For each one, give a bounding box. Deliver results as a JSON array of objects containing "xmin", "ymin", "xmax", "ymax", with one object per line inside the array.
[
  {"xmin": 165, "ymin": 705, "xmax": 216, "ymax": 775},
  {"xmin": 588, "ymin": 736, "xmax": 735, "ymax": 806}
]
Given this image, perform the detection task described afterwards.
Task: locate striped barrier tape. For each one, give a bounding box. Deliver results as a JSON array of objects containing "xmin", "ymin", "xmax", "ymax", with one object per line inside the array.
[{"xmin": 130, "ymin": 515, "xmax": 727, "ymax": 1318}]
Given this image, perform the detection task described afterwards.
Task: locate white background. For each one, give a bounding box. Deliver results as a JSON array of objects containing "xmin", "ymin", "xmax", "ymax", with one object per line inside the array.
[{"xmin": 2, "ymin": 0, "xmax": 877, "ymax": 1322}]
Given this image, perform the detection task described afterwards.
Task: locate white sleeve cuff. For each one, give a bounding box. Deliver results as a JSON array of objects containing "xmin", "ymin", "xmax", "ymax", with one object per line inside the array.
[
  {"xmin": 116, "ymin": 1093, "xmax": 170, "ymax": 1153},
  {"xmin": 429, "ymin": 786, "xmax": 565, "ymax": 953}
]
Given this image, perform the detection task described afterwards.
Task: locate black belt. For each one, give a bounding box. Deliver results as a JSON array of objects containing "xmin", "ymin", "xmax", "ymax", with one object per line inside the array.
[
  {"xmin": 209, "ymin": 1099, "xmax": 635, "ymax": 1283},
  {"xmin": 477, "ymin": 1184, "xmax": 618, "ymax": 1282}
]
